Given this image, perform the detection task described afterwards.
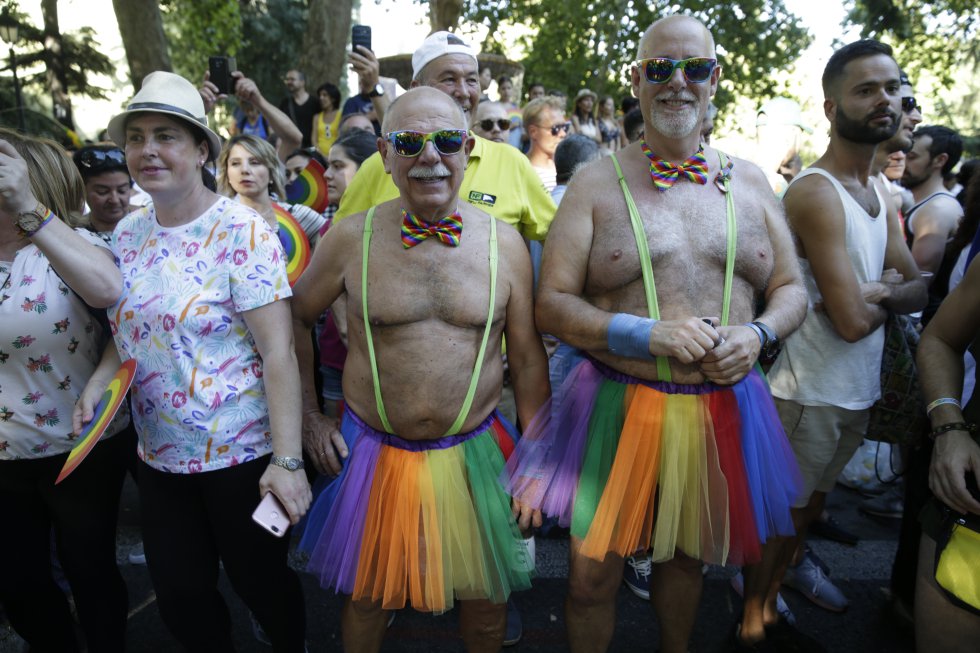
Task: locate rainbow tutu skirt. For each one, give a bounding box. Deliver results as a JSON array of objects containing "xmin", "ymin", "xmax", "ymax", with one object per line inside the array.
[
  {"xmin": 504, "ymin": 358, "xmax": 801, "ymax": 566},
  {"xmin": 302, "ymin": 409, "xmax": 530, "ymax": 613}
]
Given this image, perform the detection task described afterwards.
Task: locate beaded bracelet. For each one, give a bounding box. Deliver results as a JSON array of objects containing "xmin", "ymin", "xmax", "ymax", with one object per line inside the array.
[
  {"xmin": 929, "ymin": 422, "xmax": 977, "ymax": 441},
  {"xmin": 926, "ymin": 397, "xmax": 961, "ymax": 415}
]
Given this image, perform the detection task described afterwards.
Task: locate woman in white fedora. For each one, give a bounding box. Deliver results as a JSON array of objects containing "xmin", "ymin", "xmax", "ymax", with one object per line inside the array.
[{"xmin": 76, "ymin": 71, "xmax": 311, "ymax": 651}]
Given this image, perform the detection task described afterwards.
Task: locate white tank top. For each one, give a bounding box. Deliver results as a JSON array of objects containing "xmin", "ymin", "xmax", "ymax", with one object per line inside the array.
[{"xmin": 769, "ymin": 168, "xmax": 889, "ymax": 410}]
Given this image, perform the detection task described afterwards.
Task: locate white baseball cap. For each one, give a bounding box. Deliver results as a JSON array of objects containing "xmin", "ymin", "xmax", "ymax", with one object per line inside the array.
[{"xmin": 412, "ymin": 31, "xmax": 478, "ymax": 80}]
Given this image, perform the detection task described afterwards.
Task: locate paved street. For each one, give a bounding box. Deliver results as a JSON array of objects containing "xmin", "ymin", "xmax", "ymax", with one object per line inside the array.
[{"xmin": 1, "ymin": 477, "xmax": 913, "ymax": 652}]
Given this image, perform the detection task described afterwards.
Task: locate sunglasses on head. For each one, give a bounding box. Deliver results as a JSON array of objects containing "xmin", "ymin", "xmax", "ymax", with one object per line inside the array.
[
  {"xmin": 478, "ymin": 118, "xmax": 512, "ymax": 132},
  {"xmin": 901, "ymin": 97, "xmax": 922, "ymax": 114},
  {"xmin": 385, "ymin": 130, "xmax": 468, "ymax": 157},
  {"xmin": 80, "ymin": 148, "xmax": 126, "ymax": 170},
  {"xmin": 638, "ymin": 57, "xmax": 717, "ymax": 84},
  {"xmin": 547, "ymin": 122, "xmax": 572, "ymax": 136}
]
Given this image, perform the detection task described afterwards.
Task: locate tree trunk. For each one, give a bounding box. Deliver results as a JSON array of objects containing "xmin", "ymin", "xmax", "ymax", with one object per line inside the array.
[
  {"xmin": 39, "ymin": 0, "xmax": 72, "ymax": 129},
  {"xmin": 429, "ymin": 0, "xmax": 463, "ymax": 33},
  {"xmin": 112, "ymin": 0, "xmax": 171, "ymax": 91},
  {"xmin": 300, "ymin": 0, "xmax": 352, "ymax": 89}
]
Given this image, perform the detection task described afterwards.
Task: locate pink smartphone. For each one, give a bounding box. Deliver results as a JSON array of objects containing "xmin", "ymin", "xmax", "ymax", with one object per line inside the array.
[{"xmin": 252, "ymin": 492, "xmax": 290, "ymax": 537}]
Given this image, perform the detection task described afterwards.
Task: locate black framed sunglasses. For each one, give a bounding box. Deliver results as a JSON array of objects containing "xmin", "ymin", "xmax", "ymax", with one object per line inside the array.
[
  {"xmin": 79, "ymin": 148, "xmax": 126, "ymax": 170},
  {"xmin": 384, "ymin": 130, "xmax": 469, "ymax": 157},
  {"xmin": 901, "ymin": 97, "xmax": 922, "ymax": 114},
  {"xmin": 548, "ymin": 122, "xmax": 572, "ymax": 136},
  {"xmin": 478, "ymin": 118, "xmax": 512, "ymax": 132},
  {"xmin": 638, "ymin": 57, "xmax": 717, "ymax": 84}
]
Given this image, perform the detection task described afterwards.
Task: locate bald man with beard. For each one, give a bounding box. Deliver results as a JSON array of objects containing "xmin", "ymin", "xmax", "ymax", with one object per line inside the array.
[{"xmin": 505, "ymin": 15, "xmax": 808, "ymax": 653}]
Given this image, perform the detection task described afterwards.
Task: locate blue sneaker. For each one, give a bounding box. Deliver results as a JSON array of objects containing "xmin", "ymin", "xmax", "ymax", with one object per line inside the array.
[
  {"xmin": 782, "ymin": 552, "xmax": 848, "ymax": 612},
  {"xmin": 503, "ymin": 598, "xmax": 522, "ymax": 646},
  {"xmin": 623, "ymin": 554, "xmax": 651, "ymax": 600}
]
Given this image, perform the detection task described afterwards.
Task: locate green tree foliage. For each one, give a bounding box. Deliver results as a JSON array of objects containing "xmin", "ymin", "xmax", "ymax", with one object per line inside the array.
[
  {"xmin": 238, "ymin": 0, "xmax": 307, "ymax": 101},
  {"xmin": 160, "ymin": 0, "xmax": 242, "ymax": 84},
  {"xmin": 847, "ymin": 0, "xmax": 979, "ymax": 90},
  {"xmin": 462, "ymin": 0, "xmax": 811, "ymax": 111}
]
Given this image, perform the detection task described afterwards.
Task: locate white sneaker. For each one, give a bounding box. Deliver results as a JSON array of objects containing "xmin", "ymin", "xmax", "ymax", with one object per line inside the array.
[{"xmin": 729, "ymin": 571, "xmax": 796, "ymax": 625}]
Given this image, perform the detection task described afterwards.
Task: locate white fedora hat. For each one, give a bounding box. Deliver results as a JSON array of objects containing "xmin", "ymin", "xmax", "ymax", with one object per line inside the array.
[{"xmin": 107, "ymin": 71, "xmax": 222, "ymax": 158}]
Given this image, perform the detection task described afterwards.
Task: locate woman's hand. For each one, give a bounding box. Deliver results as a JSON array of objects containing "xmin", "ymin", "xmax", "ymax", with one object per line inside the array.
[
  {"xmin": 259, "ymin": 463, "xmax": 312, "ymax": 525},
  {"xmin": 0, "ymin": 139, "xmax": 38, "ymax": 217}
]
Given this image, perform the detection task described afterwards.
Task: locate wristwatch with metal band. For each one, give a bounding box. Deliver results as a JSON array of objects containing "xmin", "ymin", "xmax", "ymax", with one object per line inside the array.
[{"xmin": 270, "ymin": 455, "xmax": 304, "ymax": 471}]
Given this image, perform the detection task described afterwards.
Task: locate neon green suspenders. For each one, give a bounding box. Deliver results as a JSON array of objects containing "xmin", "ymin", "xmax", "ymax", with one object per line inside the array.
[
  {"xmin": 361, "ymin": 206, "xmax": 498, "ymax": 435},
  {"xmin": 608, "ymin": 152, "xmax": 736, "ymax": 383}
]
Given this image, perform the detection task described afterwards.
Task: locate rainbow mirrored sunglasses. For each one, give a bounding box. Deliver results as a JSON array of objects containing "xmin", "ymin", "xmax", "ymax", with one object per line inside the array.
[
  {"xmin": 637, "ymin": 57, "xmax": 717, "ymax": 84},
  {"xmin": 384, "ymin": 130, "xmax": 469, "ymax": 157}
]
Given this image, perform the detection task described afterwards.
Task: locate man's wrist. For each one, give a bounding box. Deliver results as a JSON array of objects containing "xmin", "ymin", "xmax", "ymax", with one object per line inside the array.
[{"xmin": 608, "ymin": 313, "xmax": 657, "ymax": 360}]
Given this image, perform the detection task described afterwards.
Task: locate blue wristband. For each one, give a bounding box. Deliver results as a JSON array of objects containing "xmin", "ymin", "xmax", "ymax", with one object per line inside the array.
[
  {"xmin": 744, "ymin": 322, "xmax": 765, "ymax": 346},
  {"xmin": 608, "ymin": 313, "xmax": 657, "ymax": 360}
]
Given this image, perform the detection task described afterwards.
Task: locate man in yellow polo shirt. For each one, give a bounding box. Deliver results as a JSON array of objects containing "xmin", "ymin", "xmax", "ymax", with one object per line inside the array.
[{"xmin": 335, "ymin": 31, "xmax": 556, "ymax": 241}]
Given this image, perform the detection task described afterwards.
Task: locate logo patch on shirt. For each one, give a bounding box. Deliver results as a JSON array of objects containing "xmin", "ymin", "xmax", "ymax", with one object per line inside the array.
[{"xmin": 468, "ymin": 191, "xmax": 497, "ymax": 207}]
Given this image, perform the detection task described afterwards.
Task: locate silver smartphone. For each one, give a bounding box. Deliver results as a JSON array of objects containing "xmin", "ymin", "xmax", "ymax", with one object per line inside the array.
[{"xmin": 252, "ymin": 492, "xmax": 290, "ymax": 537}]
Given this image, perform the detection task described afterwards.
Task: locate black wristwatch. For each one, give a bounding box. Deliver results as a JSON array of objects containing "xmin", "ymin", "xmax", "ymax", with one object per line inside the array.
[
  {"xmin": 270, "ymin": 455, "xmax": 304, "ymax": 472},
  {"xmin": 750, "ymin": 321, "xmax": 779, "ymax": 358},
  {"xmin": 368, "ymin": 83, "xmax": 384, "ymax": 98}
]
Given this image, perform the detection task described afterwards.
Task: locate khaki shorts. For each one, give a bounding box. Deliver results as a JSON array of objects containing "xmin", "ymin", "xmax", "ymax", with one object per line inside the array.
[{"xmin": 774, "ymin": 399, "xmax": 869, "ymax": 508}]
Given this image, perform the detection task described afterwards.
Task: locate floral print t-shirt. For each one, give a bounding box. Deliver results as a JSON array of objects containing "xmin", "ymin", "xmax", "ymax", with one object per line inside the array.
[
  {"xmin": 111, "ymin": 197, "xmax": 290, "ymax": 474},
  {"xmin": 0, "ymin": 230, "xmax": 120, "ymax": 460}
]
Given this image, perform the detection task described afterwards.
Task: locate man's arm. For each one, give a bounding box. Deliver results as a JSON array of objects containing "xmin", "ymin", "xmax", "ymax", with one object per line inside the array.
[
  {"xmin": 233, "ymin": 75, "xmax": 302, "ymax": 161},
  {"xmin": 290, "ymin": 218, "xmax": 359, "ymax": 474},
  {"xmin": 867, "ymin": 177, "xmax": 928, "ymax": 313},
  {"xmin": 918, "ymin": 257, "xmax": 980, "ymax": 515},
  {"xmin": 350, "ymin": 46, "xmax": 390, "ymax": 125},
  {"xmin": 785, "ymin": 175, "xmax": 887, "ymax": 343},
  {"xmin": 536, "ymin": 162, "xmax": 719, "ymax": 363},
  {"xmin": 509, "ymin": 146, "xmax": 557, "ymax": 241},
  {"xmin": 499, "ymin": 224, "xmax": 550, "ymax": 428},
  {"xmin": 909, "ymin": 197, "xmax": 962, "ymax": 277}
]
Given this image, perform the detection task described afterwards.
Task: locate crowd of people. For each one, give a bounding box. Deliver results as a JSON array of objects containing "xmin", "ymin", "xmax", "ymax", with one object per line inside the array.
[{"xmin": 0, "ymin": 11, "xmax": 978, "ymax": 653}]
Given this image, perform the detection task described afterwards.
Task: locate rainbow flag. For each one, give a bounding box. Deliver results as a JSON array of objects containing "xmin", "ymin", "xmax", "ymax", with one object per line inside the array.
[
  {"xmin": 273, "ymin": 203, "xmax": 311, "ymax": 286},
  {"xmin": 56, "ymin": 359, "xmax": 137, "ymax": 485},
  {"xmin": 285, "ymin": 158, "xmax": 329, "ymax": 214}
]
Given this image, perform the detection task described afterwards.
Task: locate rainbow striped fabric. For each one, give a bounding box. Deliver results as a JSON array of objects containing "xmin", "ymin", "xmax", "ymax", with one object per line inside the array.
[
  {"xmin": 273, "ymin": 202, "xmax": 311, "ymax": 286},
  {"xmin": 641, "ymin": 141, "xmax": 709, "ymax": 192},
  {"xmin": 400, "ymin": 209, "xmax": 463, "ymax": 248},
  {"xmin": 285, "ymin": 158, "xmax": 329, "ymax": 213}
]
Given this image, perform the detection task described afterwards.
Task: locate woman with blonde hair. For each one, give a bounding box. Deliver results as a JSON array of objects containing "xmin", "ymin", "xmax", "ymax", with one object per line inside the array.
[
  {"xmin": 217, "ymin": 133, "xmax": 324, "ymax": 244},
  {"xmin": 0, "ymin": 128, "xmax": 126, "ymax": 651}
]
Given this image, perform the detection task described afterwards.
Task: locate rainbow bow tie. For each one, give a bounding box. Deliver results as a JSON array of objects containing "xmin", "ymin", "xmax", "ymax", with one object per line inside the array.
[
  {"xmin": 401, "ymin": 209, "xmax": 463, "ymax": 248},
  {"xmin": 641, "ymin": 141, "xmax": 709, "ymax": 191}
]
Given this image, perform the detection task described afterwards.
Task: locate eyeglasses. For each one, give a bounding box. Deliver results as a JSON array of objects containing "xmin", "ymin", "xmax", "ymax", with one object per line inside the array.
[
  {"xmin": 901, "ymin": 97, "xmax": 922, "ymax": 114},
  {"xmin": 637, "ymin": 57, "xmax": 717, "ymax": 84},
  {"xmin": 547, "ymin": 122, "xmax": 571, "ymax": 136},
  {"xmin": 384, "ymin": 130, "xmax": 469, "ymax": 157},
  {"xmin": 477, "ymin": 118, "xmax": 512, "ymax": 132},
  {"xmin": 79, "ymin": 148, "xmax": 126, "ymax": 170}
]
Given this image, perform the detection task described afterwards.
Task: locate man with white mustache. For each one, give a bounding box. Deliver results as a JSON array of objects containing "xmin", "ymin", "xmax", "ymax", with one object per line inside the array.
[
  {"xmin": 290, "ymin": 86, "xmax": 549, "ymax": 653},
  {"xmin": 333, "ymin": 31, "xmax": 556, "ymax": 242},
  {"xmin": 507, "ymin": 14, "xmax": 811, "ymax": 653}
]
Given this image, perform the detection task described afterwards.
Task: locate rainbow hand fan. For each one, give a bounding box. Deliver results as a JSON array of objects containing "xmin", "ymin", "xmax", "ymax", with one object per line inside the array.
[
  {"xmin": 285, "ymin": 158, "xmax": 329, "ymax": 214},
  {"xmin": 56, "ymin": 358, "xmax": 137, "ymax": 485},
  {"xmin": 273, "ymin": 203, "xmax": 312, "ymax": 286}
]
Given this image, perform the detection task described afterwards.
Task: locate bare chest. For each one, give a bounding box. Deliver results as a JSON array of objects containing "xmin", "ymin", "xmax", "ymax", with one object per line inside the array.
[
  {"xmin": 351, "ymin": 232, "xmax": 501, "ymax": 330},
  {"xmin": 586, "ymin": 183, "xmax": 774, "ymax": 306}
]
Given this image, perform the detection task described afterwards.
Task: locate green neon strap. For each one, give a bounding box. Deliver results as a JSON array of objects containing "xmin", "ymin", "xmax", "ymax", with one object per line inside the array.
[
  {"xmin": 361, "ymin": 206, "xmax": 498, "ymax": 436},
  {"xmin": 610, "ymin": 154, "xmax": 672, "ymax": 381},
  {"xmin": 719, "ymin": 151, "xmax": 736, "ymax": 327},
  {"xmin": 609, "ymin": 151, "xmax": 738, "ymax": 382}
]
